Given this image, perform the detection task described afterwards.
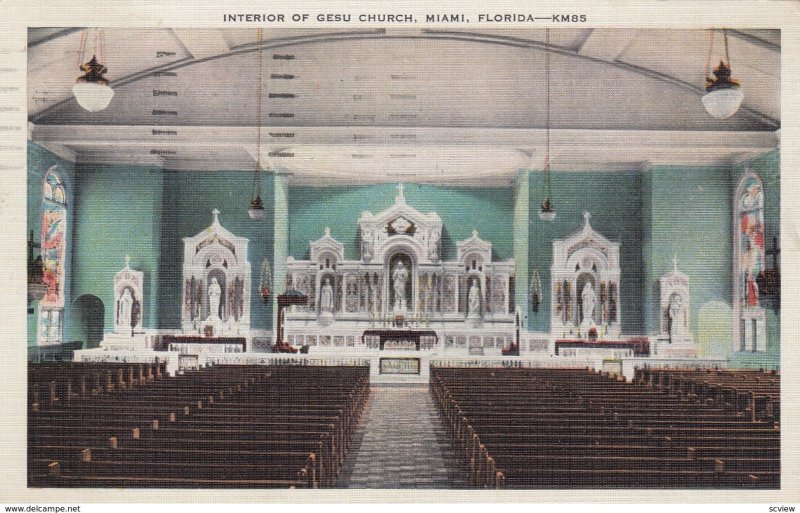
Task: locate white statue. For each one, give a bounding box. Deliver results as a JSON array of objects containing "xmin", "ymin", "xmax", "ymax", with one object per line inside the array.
[
  {"xmin": 320, "ymin": 277, "xmax": 334, "ymax": 312},
  {"xmin": 668, "ymin": 293, "xmax": 685, "ymax": 342},
  {"xmin": 468, "ymin": 279, "xmax": 481, "ymax": 316},
  {"xmin": 208, "ymin": 277, "xmax": 222, "ymax": 320},
  {"xmin": 581, "ymin": 282, "xmax": 596, "ymax": 326},
  {"xmin": 429, "ymin": 229, "xmax": 440, "ymax": 261},
  {"xmin": 361, "ymin": 229, "xmax": 373, "ymax": 261},
  {"xmin": 117, "ymin": 288, "xmax": 133, "ymax": 329},
  {"xmin": 393, "ymin": 261, "xmax": 409, "ymax": 311}
]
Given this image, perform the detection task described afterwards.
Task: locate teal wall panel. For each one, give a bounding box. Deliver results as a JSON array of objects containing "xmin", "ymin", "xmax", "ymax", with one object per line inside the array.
[
  {"xmin": 71, "ymin": 164, "xmax": 164, "ymax": 332},
  {"xmin": 527, "ymin": 171, "xmax": 645, "ymax": 334},
  {"xmin": 642, "ymin": 165, "xmax": 733, "ymax": 354},
  {"xmin": 159, "ymin": 170, "xmax": 275, "ymax": 330}
]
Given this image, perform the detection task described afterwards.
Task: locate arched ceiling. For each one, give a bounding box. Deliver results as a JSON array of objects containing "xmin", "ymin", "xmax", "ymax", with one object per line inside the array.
[{"xmin": 28, "ymin": 28, "xmax": 780, "ymax": 185}]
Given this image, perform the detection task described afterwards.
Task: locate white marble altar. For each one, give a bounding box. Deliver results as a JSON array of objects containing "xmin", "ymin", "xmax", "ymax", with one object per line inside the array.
[
  {"xmin": 284, "ymin": 184, "xmax": 516, "ymax": 344},
  {"xmin": 551, "ymin": 212, "xmax": 621, "ymax": 338}
]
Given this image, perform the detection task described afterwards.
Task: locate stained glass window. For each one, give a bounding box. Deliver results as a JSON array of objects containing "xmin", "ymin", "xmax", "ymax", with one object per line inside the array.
[{"xmin": 38, "ymin": 166, "xmax": 67, "ymax": 344}]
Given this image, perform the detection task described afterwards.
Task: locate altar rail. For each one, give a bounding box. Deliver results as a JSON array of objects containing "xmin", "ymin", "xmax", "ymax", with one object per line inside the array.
[
  {"xmin": 204, "ymin": 354, "xmax": 371, "ymax": 367},
  {"xmin": 430, "ymin": 357, "xmax": 601, "ymax": 370}
]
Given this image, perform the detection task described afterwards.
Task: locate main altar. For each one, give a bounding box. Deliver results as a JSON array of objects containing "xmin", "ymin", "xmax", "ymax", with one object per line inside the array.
[{"xmin": 282, "ymin": 184, "xmax": 517, "ymax": 354}]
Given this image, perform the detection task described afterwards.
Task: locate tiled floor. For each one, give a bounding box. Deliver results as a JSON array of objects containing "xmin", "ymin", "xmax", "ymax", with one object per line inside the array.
[{"xmin": 338, "ymin": 385, "xmax": 468, "ymax": 489}]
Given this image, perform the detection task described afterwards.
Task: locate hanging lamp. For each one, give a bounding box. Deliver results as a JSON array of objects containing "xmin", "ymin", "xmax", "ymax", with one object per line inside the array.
[
  {"xmin": 538, "ymin": 28, "xmax": 556, "ymax": 221},
  {"xmin": 248, "ymin": 28, "xmax": 266, "ymax": 220},
  {"xmin": 702, "ymin": 29, "xmax": 744, "ymax": 119},
  {"xmin": 72, "ymin": 29, "xmax": 114, "ymax": 112}
]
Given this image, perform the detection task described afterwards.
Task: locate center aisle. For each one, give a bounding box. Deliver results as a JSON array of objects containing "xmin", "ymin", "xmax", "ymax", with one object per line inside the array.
[{"xmin": 337, "ymin": 385, "xmax": 468, "ymax": 489}]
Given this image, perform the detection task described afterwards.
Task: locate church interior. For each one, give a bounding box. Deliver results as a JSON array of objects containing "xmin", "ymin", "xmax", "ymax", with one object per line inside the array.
[{"xmin": 25, "ymin": 27, "xmax": 781, "ymax": 489}]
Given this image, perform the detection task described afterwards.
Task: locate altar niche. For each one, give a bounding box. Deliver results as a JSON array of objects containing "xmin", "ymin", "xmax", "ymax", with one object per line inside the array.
[
  {"xmin": 551, "ymin": 212, "xmax": 621, "ymax": 339},
  {"xmin": 284, "ymin": 184, "xmax": 515, "ymax": 332},
  {"xmin": 181, "ymin": 209, "xmax": 251, "ymax": 336}
]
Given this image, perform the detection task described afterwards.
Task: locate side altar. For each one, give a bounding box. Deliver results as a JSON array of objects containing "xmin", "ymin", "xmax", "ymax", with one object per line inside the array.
[
  {"xmin": 283, "ymin": 184, "xmax": 517, "ymax": 351},
  {"xmin": 180, "ymin": 209, "xmax": 251, "ymax": 337}
]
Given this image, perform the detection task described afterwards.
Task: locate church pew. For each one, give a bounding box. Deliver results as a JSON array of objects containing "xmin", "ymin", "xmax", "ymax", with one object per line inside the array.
[
  {"xmin": 29, "ymin": 364, "xmax": 369, "ymax": 488},
  {"xmin": 430, "ymin": 367, "xmax": 780, "ymax": 489},
  {"xmin": 498, "ymin": 468, "xmax": 779, "ymax": 488}
]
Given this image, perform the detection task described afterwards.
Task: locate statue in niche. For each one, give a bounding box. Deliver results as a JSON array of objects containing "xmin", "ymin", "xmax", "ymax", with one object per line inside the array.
[
  {"xmin": 117, "ymin": 288, "xmax": 133, "ymax": 330},
  {"xmin": 581, "ymin": 282, "xmax": 596, "ymax": 326},
  {"xmin": 668, "ymin": 293, "xmax": 686, "ymax": 343},
  {"xmin": 393, "ymin": 261, "xmax": 409, "ymax": 311},
  {"xmin": 468, "ymin": 278, "xmax": 481, "ymax": 316},
  {"xmin": 361, "ymin": 229, "xmax": 373, "ymax": 261},
  {"xmin": 320, "ymin": 278, "xmax": 334, "ymax": 312},
  {"xmin": 429, "ymin": 229, "xmax": 441, "ymax": 261},
  {"xmin": 208, "ymin": 277, "xmax": 222, "ymax": 320}
]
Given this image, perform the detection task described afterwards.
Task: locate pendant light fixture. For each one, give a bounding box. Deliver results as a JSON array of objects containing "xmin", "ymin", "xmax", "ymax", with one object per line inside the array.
[
  {"xmin": 248, "ymin": 28, "xmax": 266, "ymax": 220},
  {"xmin": 702, "ymin": 28, "xmax": 744, "ymax": 119},
  {"xmin": 538, "ymin": 28, "xmax": 556, "ymax": 221},
  {"xmin": 72, "ymin": 29, "xmax": 115, "ymax": 112}
]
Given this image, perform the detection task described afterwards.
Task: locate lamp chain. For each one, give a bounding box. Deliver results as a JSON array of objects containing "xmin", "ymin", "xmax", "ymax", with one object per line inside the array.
[
  {"xmin": 544, "ymin": 28, "xmax": 551, "ymax": 198},
  {"xmin": 705, "ymin": 29, "xmax": 715, "ymax": 77},
  {"xmin": 77, "ymin": 29, "xmax": 88, "ymax": 67},
  {"xmin": 253, "ymin": 28, "xmax": 264, "ymax": 202},
  {"xmin": 723, "ymin": 28, "xmax": 731, "ymax": 67}
]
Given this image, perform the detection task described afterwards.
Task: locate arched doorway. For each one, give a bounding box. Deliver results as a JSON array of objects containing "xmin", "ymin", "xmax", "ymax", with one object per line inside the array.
[{"xmin": 71, "ymin": 295, "xmax": 104, "ymax": 348}]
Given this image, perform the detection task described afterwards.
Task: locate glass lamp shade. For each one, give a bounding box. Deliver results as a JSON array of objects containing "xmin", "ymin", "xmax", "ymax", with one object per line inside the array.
[
  {"xmin": 702, "ymin": 86, "xmax": 744, "ymax": 119},
  {"xmin": 538, "ymin": 198, "xmax": 556, "ymax": 221},
  {"xmin": 248, "ymin": 196, "xmax": 265, "ymax": 220},
  {"xmin": 72, "ymin": 81, "xmax": 115, "ymax": 112}
]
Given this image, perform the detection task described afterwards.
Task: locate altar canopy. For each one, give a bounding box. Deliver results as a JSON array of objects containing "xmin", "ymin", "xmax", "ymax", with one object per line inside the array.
[{"xmin": 181, "ymin": 209, "xmax": 251, "ymax": 336}]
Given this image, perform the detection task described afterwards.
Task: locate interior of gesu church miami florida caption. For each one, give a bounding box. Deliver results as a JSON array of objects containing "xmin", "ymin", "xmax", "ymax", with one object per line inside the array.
[{"xmin": 25, "ymin": 27, "xmax": 780, "ymax": 489}]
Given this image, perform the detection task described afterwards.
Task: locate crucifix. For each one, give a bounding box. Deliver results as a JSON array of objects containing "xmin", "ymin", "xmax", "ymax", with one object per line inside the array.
[
  {"xmin": 672, "ymin": 255, "xmax": 679, "ymax": 272},
  {"xmin": 583, "ymin": 211, "xmax": 591, "ymax": 226},
  {"xmin": 396, "ymin": 183, "xmax": 405, "ymax": 203}
]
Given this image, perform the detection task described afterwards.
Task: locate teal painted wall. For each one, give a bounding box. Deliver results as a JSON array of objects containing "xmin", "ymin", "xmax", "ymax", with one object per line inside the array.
[
  {"xmin": 288, "ymin": 183, "xmax": 515, "ymax": 261},
  {"xmin": 642, "ymin": 165, "xmax": 734, "ymax": 352},
  {"xmin": 71, "ymin": 164, "xmax": 164, "ymax": 333},
  {"xmin": 30, "ymin": 142, "xmax": 779, "ymax": 368},
  {"xmin": 729, "ymin": 149, "xmax": 780, "ymax": 369},
  {"xmin": 27, "ymin": 142, "xmax": 76, "ymax": 347},
  {"xmin": 159, "ymin": 170, "xmax": 275, "ymax": 330},
  {"xmin": 527, "ymin": 171, "xmax": 645, "ymax": 334}
]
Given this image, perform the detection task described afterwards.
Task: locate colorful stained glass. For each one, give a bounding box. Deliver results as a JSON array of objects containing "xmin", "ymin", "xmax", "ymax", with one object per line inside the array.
[
  {"xmin": 738, "ymin": 174, "xmax": 765, "ymax": 308},
  {"xmin": 41, "ymin": 169, "xmax": 66, "ymax": 309}
]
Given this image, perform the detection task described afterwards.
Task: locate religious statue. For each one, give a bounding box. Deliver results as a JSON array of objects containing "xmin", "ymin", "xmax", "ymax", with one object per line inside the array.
[
  {"xmin": 668, "ymin": 293, "xmax": 686, "ymax": 343},
  {"xmin": 468, "ymin": 279, "xmax": 481, "ymax": 316},
  {"xmin": 428, "ymin": 229, "xmax": 440, "ymax": 261},
  {"xmin": 581, "ymin": 282, "xmax": 596, "ymax": 326},
  {"xmin": 393, "ymin": 261, "xmax": 409, "ymax": 311},
  {"xmin": 361, "ymin": 229, "xmax": 373, "ymax": 261},
  {"xmin": 320, "ymin": 277, "xmax": 334, "ymax": 312},
  {"xmin": 208, "ymin": 277, "xmax": 222, "ymax": 320},
  {"xmin": 117, "ymin": 288, "xmax": 133, "ymax": 329}
]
